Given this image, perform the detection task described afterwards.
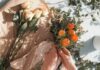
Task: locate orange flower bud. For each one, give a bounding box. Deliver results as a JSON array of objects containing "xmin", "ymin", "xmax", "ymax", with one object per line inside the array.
[
  {"xmin": 68, "ymin": 30, "xmax": 75, "ymax": 35},
  {"xmin": 61, "ymin": 38, "xmax": 70, "ymax": 47},
  {"xmin": 58, "ymin": 29, "xmax": 65, "ymax": 37},
  {"xmin": 71, "ymin": 34, "xmax": 78, "ymax": 42},
  {"xmin": 67, "ymin": 23, "xmax": 75, "ymax": 29}
]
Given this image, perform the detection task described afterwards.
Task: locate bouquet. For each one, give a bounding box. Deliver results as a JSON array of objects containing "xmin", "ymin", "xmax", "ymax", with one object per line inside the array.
[{"xmin": 50, "ymin": 8, "xmax": 82, "ymax": 52}]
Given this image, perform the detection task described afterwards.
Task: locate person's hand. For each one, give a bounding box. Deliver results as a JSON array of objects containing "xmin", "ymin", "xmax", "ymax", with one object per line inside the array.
[
  {"xmin": 58, "ymin": 48, "xmax": 77, "ymax": 70},
  {"xmin": 0, "ymin": 0, "xmax": 28, "ymax": 11}
]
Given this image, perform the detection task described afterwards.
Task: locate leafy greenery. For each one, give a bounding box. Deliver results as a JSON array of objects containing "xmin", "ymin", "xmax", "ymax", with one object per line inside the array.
[
  {"xmin": 0, "ymin": 58, "xmax": 10, "ymax": 70},
  {"xmin": 50, "ymin": 7, "xmax": 82, "ymax": 46}
]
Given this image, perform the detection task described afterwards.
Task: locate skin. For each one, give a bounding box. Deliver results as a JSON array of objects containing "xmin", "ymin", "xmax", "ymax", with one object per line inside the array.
[
  {"xmin": 58, "ymin": 48, "xmax": 77, "ymax": 70},
  {"xmin": 41, "ymin": 46, "xmax": 77, "ymax": 70}
]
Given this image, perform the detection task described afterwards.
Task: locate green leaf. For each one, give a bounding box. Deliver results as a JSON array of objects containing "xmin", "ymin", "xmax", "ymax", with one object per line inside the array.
[
  {"xmin": 29, "ymin": 16, "xmax": 39, "ymax": 31},
  {"xmin": 0, "ymin": 58, "xmax": 10, "ymax": 70}
]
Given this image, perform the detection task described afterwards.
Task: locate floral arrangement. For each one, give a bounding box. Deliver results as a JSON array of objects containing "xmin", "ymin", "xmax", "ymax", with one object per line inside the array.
[{"xmin": 50, "ymin": 8, "xmax": 82, "ymax": 50}]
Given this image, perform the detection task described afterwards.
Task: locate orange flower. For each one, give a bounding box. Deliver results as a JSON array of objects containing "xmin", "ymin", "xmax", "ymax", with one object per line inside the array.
[
  {"xmin": 61, "ymin": 38, "xmax": 70, "ymax": 47},
  {"xmin": 71, "ymin": 34, "xmax": 78, "ymax": 42},
  {"xmin": 67, "ymin": 23, "xmax": 75, "ymax": 29},
  {"xmin": 68, "ymin": 30, "xmax": 75, "ymax": 35},
  {"xmin": 58, "ymin": 29, "xmax": 65, "ymax": 37}
]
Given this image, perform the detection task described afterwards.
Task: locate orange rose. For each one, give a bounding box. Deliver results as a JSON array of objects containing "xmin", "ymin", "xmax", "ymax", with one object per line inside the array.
[
  {"xmin": 71, "ymin": 34, "xmax": 78, "ymax": 42},
  {"xmin": 58, "ymin": 29, "xmax": 65, "ymax": 37},
  {"xmin": 61, "ymin": 38, "xmax": 70, "ymax": 47},
  {"xmin": 67, "ymin": 23, "xmax": 75, "ymax": 29},
  {"xmin": 68, "ymin": 30, "xmax": 75, "ymax": 35}
]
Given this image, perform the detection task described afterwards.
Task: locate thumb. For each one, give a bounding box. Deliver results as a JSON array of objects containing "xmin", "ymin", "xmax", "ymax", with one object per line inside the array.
[
  {"xmin": 58, "ymin": 49, "xmax": 77, "ymax": 70},
  {"xmin": 58, "ymin": 49, "xmax": 68, "ymax": 60},
  {"xmin": 61, "ymin": 48, "xmax": 71, "ymax": 56}
]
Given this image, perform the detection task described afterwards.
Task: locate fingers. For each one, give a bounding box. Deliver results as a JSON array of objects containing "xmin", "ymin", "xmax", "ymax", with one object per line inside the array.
[
  {"xmin": 58, "ymin": 49, "xmax": 77, "ymax": 70},
  {"xmin": 58, "ymin": 49, "xmax": 70, "ymax": 70},
  {"xmin": 61, "ymin": 48, "xmax": 71, "ymax": 56},
  {"xmin": 58, "ymin": 49, "xmax": 67, "ymax": 60},
  {"xmin": 58, "ymin": 48, "xmax": 71, "ymax": 60}
]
